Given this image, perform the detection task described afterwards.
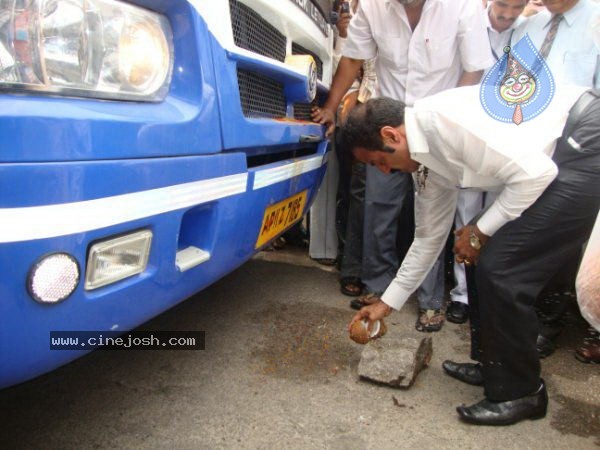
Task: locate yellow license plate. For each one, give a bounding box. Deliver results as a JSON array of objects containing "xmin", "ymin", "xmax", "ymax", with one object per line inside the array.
[{"xmin": 255, "ymin": 190, "xmax": 307, "ymax": 249}]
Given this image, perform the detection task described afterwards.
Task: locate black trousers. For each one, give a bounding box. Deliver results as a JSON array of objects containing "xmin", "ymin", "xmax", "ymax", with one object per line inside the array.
[{"xmin": 471, "ymin": 95, "xmax": 600, "ymax": 401}]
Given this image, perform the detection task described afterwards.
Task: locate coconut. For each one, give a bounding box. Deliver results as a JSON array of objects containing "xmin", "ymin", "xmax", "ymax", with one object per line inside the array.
[
  {"xmin": 349, "ymin": 319, "xmax": 387, "ymax": 344},
  {"xmin": 374, "ymin": 319, "xmax": 387, "ymax": 339},
  {"xmin": 349, "ymin": 319, "xmax": 370, "ymax": 344}
]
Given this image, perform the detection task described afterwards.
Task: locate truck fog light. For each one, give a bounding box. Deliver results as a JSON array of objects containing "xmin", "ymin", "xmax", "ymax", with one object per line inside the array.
[
  {"xmin": 28, "ymin": 253, "xmax": 80, "ymax": 304},
  {"xmin": 85, "ymin": 230, "xmax": 152, "ymax": 290}
]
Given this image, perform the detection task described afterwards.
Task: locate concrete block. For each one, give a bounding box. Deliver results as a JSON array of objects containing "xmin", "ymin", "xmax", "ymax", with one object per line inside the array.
[{"xmin": 357, "ymin": 335, "xmax": 433, "ymax": 388}]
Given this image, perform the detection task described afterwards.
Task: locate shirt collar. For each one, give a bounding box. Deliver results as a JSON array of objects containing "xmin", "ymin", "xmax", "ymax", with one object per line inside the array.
[
  {"xmin": 405, "ymin": 108, "xmax": 429, "ymax": 155},
  {"xmin": 405, "ymin": 107, "xmax": 458, "ymax": 183},
  {"xmin": 385, "ymin": 0, "xmax": 438, "ymax": 13},
  {"xmin": 544, "ymin": 0, "xmax": 585, "ymax": 28}
]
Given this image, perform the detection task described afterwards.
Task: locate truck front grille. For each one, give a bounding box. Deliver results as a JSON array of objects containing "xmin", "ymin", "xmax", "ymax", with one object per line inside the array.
[
  {"xmin": 293, "ymin": 103, "xmax": 314, "ymax": 121},
  {"xmin": 231, "ymin": 1, "xmax": 327, "ymax": 120},
  {"xmin": 230, "ymin": 0, "xmax": 286, "ymax": 62},
  {"xmin": 237, "ymin": 69, "xmax": 286, "ymax": 118}
]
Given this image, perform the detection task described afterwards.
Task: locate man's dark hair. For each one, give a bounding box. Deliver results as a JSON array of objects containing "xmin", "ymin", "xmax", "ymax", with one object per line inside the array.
[{"xmin": 338, "ymin": 97, "xmax": 406, "ymax": 154}]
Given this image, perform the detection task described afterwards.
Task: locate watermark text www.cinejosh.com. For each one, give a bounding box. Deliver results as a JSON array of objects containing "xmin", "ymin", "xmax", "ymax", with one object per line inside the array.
[{"xmin": 50, "ymin": 331, "xmax": 205, "ymax": 350}]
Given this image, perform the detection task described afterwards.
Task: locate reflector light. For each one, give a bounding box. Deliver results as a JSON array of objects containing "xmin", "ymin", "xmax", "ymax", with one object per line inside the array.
[
  {"xmin": 85, "ymin": 230, "xmax": 152, "ymax": 290},
  {"xmin": 28, "ymin": 253, "xmax": 80, "ymax": 304}
]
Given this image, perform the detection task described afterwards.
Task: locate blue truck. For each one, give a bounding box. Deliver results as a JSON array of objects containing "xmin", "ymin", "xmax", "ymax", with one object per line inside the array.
[{"xmin": 0, "ymin": 0, "xmax": 333, "ymax": 388}]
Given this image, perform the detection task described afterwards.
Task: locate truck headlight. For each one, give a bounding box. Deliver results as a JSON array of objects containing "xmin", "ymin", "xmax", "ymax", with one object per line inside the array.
[{"xmin": 0, "ymin": 0, "xmax": 173, "ymax": 101}]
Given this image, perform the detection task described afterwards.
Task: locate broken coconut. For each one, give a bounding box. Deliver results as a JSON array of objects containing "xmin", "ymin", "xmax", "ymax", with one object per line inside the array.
[{"xmin": 349, "ymin": 319, "xmax": 387, "ymax": 344}]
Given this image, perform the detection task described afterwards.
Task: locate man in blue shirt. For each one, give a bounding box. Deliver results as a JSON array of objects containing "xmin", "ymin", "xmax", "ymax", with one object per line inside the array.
[{"xmin": 513, "ymin": 0, "xmax": 600, "ymax": 88}]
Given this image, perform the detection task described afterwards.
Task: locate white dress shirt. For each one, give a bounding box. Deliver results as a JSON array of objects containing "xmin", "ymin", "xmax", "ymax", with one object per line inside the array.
[
  {"xmin": 381, "ymin": 84, "xmax": 586, "ymax": 310},
  {"xmin": 342, "ymin": 0, "xmax": 494, "ymax": 105},
  {"xmin": 512, "ymin": 0, "xmax": 600, "ymax": 88}
]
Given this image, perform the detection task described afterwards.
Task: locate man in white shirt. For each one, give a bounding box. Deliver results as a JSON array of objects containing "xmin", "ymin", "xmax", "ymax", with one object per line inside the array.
[
  {"xmin": 313, "ymin": 0, "xmax": 493, "ymax": 332},
  {"xmin": 448, "ymin": 0, "xmax": 529, "ymax": 325},
  {"xmin": 486, "ymin": 0, "xmax": 528, "ymax": 63},
  {"xmin": 343, "ymin": 85, "xmax": 600, "ymax": 425}
]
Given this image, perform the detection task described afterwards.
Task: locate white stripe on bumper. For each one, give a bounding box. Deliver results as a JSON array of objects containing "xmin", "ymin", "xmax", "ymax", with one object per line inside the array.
[
  {"xmin": 253, "ymin": 155, "xmax": 324, "ymax": 190},
  {"xmin": 0, "ymin": 173, "xmax": 248, "ymax": 243}
]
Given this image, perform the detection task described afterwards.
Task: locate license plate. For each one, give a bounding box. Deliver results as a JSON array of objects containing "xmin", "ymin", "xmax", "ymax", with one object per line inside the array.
[{"xmin": 255, "ymin": 191, "xmax": 307, "ymax": 249}]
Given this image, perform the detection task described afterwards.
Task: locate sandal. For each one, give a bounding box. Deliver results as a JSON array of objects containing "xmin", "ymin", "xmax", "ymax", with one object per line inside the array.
[
  {"xmin": 264, "ymin": 236, "xmax": 287, "ymax": 251},
  {"xmin": 415, "ymin": 309, "xmax": 445, "ymax": 332},
  {"xmin": 340, "ymin": 276, "xmax": 364, "ymax": 297},
  {"xmin": 312, "ymin": 257, "xmax": 338, "ymax": 267},
  {"xmin": 350, "ymin": 292, "xmax": 381, "ymax": 310},
  {"xmin": 575, "ymin": 339, "xmax": 600, "ymax": 364}
]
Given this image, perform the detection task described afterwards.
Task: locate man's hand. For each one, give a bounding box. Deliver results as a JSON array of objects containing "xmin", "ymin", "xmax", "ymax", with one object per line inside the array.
[
  {"xmin": 335, "ymin": 10, "xmax": 352, "ymax": 38},
  {"xmin": 453, "ymin": 225, "xmax": 489, "ymax": 266},
  {"xmin": 314, "ymin": 57, "xmax": 363, "ymax": 137},
  {"xmin": 348, "ymin": 299, "xmax": 392, "ymax": 332},
  {"xmin": 311, "ymin": 106, "xmax": 336, "ymax": 137}
]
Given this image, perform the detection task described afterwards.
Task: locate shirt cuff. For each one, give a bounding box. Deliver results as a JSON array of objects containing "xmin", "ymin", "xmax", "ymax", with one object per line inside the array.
[
  {"xmin": 342, "ymin": 48, "xmax": 375, "ymax": 61},
  {"xmin": 334, "ymin": 36, "xmax": 347, "ymax": 54},
  {"xmin": 476, "ymin": 203, "xmax": 506, "ymax": 237},
  {"xmin": 461, "ymin": 57, "xmax": 494, "ymax": 74},
  {"xmin": 381, "ymin": 283, "xmax": 412, "ymax": 311}
]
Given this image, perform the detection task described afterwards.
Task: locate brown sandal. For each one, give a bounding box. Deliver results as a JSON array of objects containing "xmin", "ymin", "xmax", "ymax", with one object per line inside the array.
[
  {"xmin": 264, "ymin": 236, "xmax": 286, "ymax": 251},
  {"xmin": 350, "ymin": 292, "xmax": 381, "ymax": 310},
  {"xmin": 415, "ymin": 309, "xmax": 445, "ymax": 332},
  {"xmin": 575, "ymin": 339, "xmax": 600, "ymax": 364},
  {"xmin": 312, "ymin": 258, "xmax": 338, "ymax": 266},
  {"xmin": 340, "ymin": 277, "xmax": 364, "ymax": 297}
]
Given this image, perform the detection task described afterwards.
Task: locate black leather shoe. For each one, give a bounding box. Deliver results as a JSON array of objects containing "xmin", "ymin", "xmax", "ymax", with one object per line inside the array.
[
  {"xmin": 456, "ymin": 380, "xmax": 548, "ymax": 426},
  {"xmin": 446, "ymin": 301, "xmax": 469, "ymax": 324},
  {"xmin": 536, "ymin": 334, "xmax": 555, "ymax": 359},
  {"xmin": 442, "ymin": 360, "xmax": 484, "ymax": 386}
]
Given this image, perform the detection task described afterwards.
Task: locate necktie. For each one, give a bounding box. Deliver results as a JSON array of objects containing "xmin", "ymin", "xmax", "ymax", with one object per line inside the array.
[{"xmin": 539, "ymin": 14, "xmax": 563, "ymax": 59}]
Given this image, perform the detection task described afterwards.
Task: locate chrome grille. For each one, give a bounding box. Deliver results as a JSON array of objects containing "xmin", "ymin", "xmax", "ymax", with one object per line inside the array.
[
  {"xmin": 230, "ymin": 0, "xmax": 286, "ymax": 62},
  {"xmin": 292, "ymin": 43, "xmax": 323, "ymax": 80},
  {"xmin": 237, "ymin": 69, "xmax": 286, "ymax": 118}
]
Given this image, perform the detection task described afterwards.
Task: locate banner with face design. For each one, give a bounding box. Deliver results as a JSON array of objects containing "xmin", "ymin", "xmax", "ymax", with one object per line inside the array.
[{"xmin": 480, "ymin": 35, "xmax": 555, "ymax": 125}]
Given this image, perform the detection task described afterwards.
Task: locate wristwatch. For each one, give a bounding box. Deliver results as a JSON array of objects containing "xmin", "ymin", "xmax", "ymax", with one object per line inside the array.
[{"xmin": 469, "ymin": 228, "xmax": 482, "ymax": 250}]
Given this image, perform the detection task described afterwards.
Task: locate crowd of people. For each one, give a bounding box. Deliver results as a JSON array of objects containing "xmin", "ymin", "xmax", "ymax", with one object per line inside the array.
[{"xmin": 296, "ymin": 0, "xmax": 599, "ymax": 427}]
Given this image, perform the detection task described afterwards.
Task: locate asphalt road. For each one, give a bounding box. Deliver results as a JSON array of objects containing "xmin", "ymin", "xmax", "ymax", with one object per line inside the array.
[{"xmin": 1, "ymin": 249, "xmax": 599, "ymax": 449}]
